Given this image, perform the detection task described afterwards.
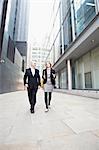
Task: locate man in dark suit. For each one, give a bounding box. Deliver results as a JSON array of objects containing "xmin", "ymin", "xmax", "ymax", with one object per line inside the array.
[{"xmin": 24, "ymin": 62, "xmax": 41, "ymax": 113}]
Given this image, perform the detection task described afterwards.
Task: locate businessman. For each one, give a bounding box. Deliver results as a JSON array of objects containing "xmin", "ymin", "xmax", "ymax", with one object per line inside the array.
[{"xmin": 24, "ymin": 61, "xmax": 41, "ymax": 113}]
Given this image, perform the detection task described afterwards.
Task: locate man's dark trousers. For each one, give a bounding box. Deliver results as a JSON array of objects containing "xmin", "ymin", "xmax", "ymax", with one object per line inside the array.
[{"xmin": 27, "ymin": 87, "xmax": 37, "ymax": 110}]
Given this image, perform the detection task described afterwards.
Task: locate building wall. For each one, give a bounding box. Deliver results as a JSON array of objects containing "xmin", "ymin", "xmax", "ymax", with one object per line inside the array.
[
  {"xmin": 59, "ymin": 67, "xmax": 68, "ymax": 89},
  {"xmin": 0, "ymin": 0, "xmax": 4, "ymax": 27},
  {"xmin": 16, "ymin": 0, "xmax": 29, "ymax": 41},
  {"xmin": 75, "ymin": 47, "xmax": 99, "ymax": 89},
  {"xmin": 0, "ymin": 59, "xmax": 24, "ymax": 94},
  {"xmin": 31, "ymin": 48, "xmax": 50, "ymax": 76},
  {"xmin": 0, "ymin": 0, "xmax": 29, "ymax": 93},
  {"xmin": 14, "ymin": 47, "xmax": 23, "ymax": 69},
  {"xmin": 46, "ymin": 0, "xmax": 99, "ymax": 90}
]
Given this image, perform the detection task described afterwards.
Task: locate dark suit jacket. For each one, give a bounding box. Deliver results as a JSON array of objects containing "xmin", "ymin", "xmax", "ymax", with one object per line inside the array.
[
  {"xmin": 24, "ymin": 68, "xmax": 41, "ymax": 90},
  {"xmin": 42, "ymin": 68, "xmax": 56, "ymax": 85}
]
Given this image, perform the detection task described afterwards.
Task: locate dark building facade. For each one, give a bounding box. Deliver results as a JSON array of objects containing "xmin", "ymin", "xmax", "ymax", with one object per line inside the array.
[{"xmin": 0, "ymin": 0, "xmax": 29, "ymax": 94}]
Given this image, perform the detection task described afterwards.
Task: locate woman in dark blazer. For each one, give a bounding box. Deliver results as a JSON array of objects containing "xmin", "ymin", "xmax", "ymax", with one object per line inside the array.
[{"xmin": 42, "ymin": 62, "xmax": 56, "ymax": 112}]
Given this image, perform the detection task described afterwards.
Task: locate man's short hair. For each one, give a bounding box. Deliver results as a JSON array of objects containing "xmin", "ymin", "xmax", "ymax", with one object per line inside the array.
[{"xmin": 31, "ymin": 60, "xmax": 37, "ymax": 64}]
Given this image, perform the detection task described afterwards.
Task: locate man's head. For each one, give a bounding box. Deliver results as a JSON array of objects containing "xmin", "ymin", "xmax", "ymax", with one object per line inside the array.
[{"xmin": 31, "ymin": 61, "xmax": 36, "ymax": 69}]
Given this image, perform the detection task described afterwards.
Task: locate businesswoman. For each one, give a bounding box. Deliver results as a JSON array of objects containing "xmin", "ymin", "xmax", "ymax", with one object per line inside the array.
[{"xmin": 42, "ymin": 62, "xmax": 56, "ymax": 112}]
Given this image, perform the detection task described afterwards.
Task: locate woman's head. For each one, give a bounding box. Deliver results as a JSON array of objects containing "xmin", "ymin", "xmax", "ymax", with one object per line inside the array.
[{"xmin": 45, "ymin": 62, "xmax": 52, "ymax": 68}]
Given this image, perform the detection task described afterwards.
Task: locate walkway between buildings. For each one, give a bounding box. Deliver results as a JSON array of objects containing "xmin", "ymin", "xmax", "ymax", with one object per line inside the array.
[{"xmin": 0, "ymin": 89, "xmax": 99, "ymax": 150}]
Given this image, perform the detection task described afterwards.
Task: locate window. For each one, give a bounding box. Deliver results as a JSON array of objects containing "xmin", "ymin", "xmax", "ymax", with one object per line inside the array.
[
  {"xmin": 78, "ymin": 73, "xmax": 83, "ymax": 89},
  {"xmin": 74, "ymin": 0, "xmax": 96, "ymax": 36},
  {"xmin": 85, "ymin": 72, "xmax": 92, "ymax": 88},
  {"xmin": 60, "ymin": 68, "xmax": 67, "ymax": 89},
  {"xmin": 0, "ymin": 0, "xmax": 4, "ymax": 27},
  {"xmin": 0, "ymin": 0, "xmax": 8, "ymax": 57},
  {"xmin": 63, "ymin": 10, "xmax": 73, "ymax": 51}
]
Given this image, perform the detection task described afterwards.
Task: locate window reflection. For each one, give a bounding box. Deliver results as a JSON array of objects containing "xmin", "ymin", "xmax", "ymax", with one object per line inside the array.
[
  {"xmin": 62, "ymin": 0, "xmax": 73, "ymax": 52},
  {"xmin": 63, "ymin": 10, "xmax": 72, "ymax": 51},
  {"xmin": 0, "ymin": 0, "xmax": 4, "ymax": 27},
  {"xmin": 74, "ymin": 0, "xmax": 96, "ymax": 36},
  {"xmin": 5, "ymin": 0, "xmax": 12, "ymax": 32}
]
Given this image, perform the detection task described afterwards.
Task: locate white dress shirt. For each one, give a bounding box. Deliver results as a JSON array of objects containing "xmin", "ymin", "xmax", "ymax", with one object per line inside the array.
[{"xmin": 31, "ymin": 68, "xmax": 35, "ymax": 76}]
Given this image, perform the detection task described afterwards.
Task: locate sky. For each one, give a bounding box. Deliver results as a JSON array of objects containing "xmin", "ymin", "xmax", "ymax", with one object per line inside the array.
[{"xmin": 28, "ymin": 0, "xmax": 53, "ymax": 48}]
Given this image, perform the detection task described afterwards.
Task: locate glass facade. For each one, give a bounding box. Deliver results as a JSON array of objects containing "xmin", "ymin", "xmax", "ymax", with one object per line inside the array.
[
  {"xmin": 0, "ymin": 0, "xmax": 29, "ymax": 93},
  {"xmin": 46, "ymin": 0, "xmax": 99, "ymax": 90},
  {"xmin": 62, "ymin": 0, "xmax": 70, "ymax": 21},
  {"xmin": 0, "ymin": 0, "xmax": 8, "ymax": 57},
  {"xmin": 0, "ymin": 0, "xmax": 4, "ymax": 27},
  {"xmin": 5, "ymin": 0, "xmax": 12, "ymax": 33},
  {"xmin": 0, "ymin": 0, "xmax": 4, "ymax": 57},
  {"xmin": 62, "ymin": 0, "xmax": 73, "ymax": 51},
  {"xmin": 74, "ymin": 0, "xmax": 96, "ymax": 36},
  {"xmin": 54, "ymin": 33, "xmax": 61, "ymax": 62},
  {"xmin": 60, "ymin": 68, "xmax": 67, "ymax": 89},
  {"xmin": 85, "ymin": 72, "xmax": 92, "ymax": 88},
  {"xmin": 63, "ymin": 11, "xmax": 73, "ymax": 51}
]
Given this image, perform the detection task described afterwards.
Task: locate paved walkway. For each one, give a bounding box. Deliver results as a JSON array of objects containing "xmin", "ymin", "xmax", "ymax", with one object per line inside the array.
[{"xmin": 0, "ymin": 89, "xmax": 99, "ymax": 150}]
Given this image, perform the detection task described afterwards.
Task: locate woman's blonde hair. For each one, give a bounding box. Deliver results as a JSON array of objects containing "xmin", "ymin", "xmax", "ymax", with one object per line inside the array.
[{"xmin": 45, "ymin": 62, "xmax": 52, "ymax": 68}]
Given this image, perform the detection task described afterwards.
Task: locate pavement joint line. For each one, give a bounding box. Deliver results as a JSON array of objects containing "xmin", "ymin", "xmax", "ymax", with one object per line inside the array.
[
  {"xmin": 91, "ymin": 131, "xmax": 99, "ymax": 138},
  {"xmin": 43, "ymin": 133, "xmax": 75, "ymax": 139},
  {"xmin": 62, "ymin": 120, "xmax": 77, "ymax": 135}
]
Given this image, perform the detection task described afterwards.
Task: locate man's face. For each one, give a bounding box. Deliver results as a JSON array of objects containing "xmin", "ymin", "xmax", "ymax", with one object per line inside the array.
[{"xmin": 31, "ymin": 62, "xmax": 36, "ymax": 68}]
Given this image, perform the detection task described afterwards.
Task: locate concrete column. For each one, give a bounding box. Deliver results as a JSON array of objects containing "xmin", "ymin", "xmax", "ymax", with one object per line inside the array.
[
  {"xmin": 82, "ymin": 61, "xmax": 85, "ymax": 89},
  {"xmin": 94, "ymin": 0, "xmax": 99, "ymax": 14},
  {"xmin": 67, "ymin": 59, "xmax": 72, "ymax": 90}
]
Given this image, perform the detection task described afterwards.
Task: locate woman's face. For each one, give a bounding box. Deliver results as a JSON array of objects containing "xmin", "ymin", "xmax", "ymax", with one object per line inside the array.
[{"xmin": 46, "ymin": 62, "xmax": 51, "ymax": 68}]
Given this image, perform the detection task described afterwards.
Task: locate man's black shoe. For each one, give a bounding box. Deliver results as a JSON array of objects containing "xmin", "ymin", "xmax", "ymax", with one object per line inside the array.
[{"xmin": 31, "ymin": 109, "xmax": 34, "ymax": 113}]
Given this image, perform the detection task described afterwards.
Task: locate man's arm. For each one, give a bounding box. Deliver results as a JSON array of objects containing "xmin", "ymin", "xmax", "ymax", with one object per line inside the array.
[
  {"xmin": 24, "ymin": 69, "xmax": 28, "ymax": 86},
  {"xmin": 37, "ymin": 70, "xmax": 41, "ymax": 86}
]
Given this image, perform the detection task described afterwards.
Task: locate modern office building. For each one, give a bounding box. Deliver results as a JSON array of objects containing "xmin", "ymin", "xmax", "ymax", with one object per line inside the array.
[
  {"xmin": 46, "ymin": 0, "xmax": 99, "ymax": 90},
  {"xmin": 0, "ymin": 0, "xmax": 29, "ymax": 93},
  {"xmin": 31, "ymin": 47, "xmax": 50, "ymax": 76}
]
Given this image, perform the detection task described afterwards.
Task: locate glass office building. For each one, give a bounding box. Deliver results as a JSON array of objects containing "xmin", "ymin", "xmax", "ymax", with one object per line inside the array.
[
  {"xmin": 0, "ymin": 0, "xmax": 4, "ymax": 27},
  {"xmin": 0, "ymin": 0, "xmax": 29, "ymax": 93},
  {"xmin": 46, "ymin": 0, "xmax": 99, "ymax": 90},
  {"xmin": 74, "ymin": 0, "xmax": 96, "ymax": 36}
]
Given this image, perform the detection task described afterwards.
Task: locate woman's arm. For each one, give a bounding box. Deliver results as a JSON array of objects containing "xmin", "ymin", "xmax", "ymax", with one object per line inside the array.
[{"xmin": 52, "ymin": 69, "xmax": 56, "ymax": 79}]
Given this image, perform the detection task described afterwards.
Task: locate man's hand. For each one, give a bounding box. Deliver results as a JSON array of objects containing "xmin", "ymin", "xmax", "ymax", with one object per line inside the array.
[
  {"xmin": 24, "ymin": 84, "xmax": 28, "ymax": 90},
  {"xmin": 38, "ymin": 85, "xmax": 41, "ymax": 89}
]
